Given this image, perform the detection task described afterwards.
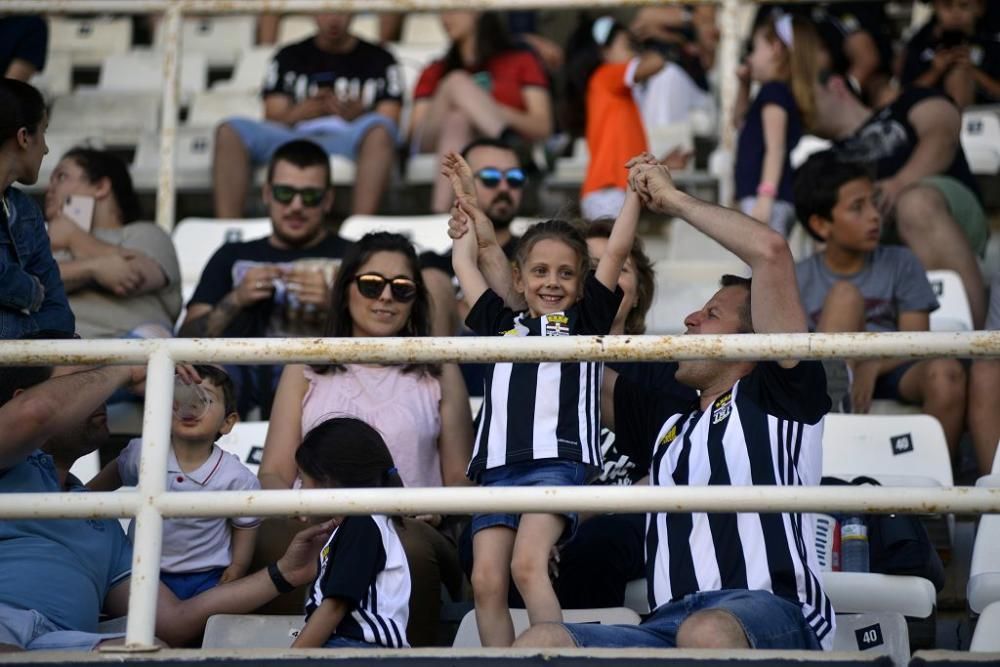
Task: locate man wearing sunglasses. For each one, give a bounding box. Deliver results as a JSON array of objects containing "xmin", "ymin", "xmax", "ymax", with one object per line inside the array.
[
  {"xmin": 421, "ymin": 138, "xmax": 526, "ymax": 336},
  {"xmin": 180, "ymin": 140, "xmax": 352, "ymax": 417}
]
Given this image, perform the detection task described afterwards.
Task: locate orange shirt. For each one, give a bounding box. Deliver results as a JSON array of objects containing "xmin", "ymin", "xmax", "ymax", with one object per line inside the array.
[{"xmin": 582, "ymin": 61, "xmax": 648, "ymax": 197}]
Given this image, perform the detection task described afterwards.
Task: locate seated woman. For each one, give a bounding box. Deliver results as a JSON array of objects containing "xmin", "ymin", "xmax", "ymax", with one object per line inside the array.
[
  {"xmin": 44, "ymin": 148, "xmax": 181, "ymax": 339},
  {"xmin": 409, "ymin": 11, "xmax": 553, "ymax": 213},
  {"xmin": 258, "ymin": 231, "xmax": 474, "ymax": 646}
]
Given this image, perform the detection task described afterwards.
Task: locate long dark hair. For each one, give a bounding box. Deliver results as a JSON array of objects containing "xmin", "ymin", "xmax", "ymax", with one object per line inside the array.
[
  {"xmin": 315, "ymin": 232, "xmax": 438, "ymax": 377},
  {"xmin": 0, "ymin": 78, "xmax": 45, "ymax": 145},
  {"xmin": 563, "ymin": 16, "xmax": 631, "ymax": 137},
  {"xmin": 62, "ymin": 147, "xmax": 143, "ymax": 224},
  {"xmin": 582, "ymin": 219, "xmax": 655, "ymax": 334},
  {"xmin": 442, "ymin": 12, "xmax": 515, "ymax": 74}
]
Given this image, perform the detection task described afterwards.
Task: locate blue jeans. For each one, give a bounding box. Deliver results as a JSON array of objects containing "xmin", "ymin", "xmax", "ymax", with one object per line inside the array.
[
  {"xmin": 562, "ymin": 589, "xmax": 823, "ymax": 650},
  {"xmin": 470, "ymin": 460, "xmax": 590, "ymax": 544},
  {"xmin": 323, "ymin": 635, "xmax": 379, "ymax": 649},
  {"xmin": 226, "ymin": 113, "xmax": 399, "ymax": 165}
]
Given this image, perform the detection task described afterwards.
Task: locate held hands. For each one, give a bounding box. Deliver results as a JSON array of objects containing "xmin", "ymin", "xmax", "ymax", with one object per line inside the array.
[
  {"xmin": 441, "ymin": 151, "xmax": 478, "ymax": 209},
  {"xmin": 626, "ymin": 152, "xmax": 681, "ymax": 216},
  {"xmin": 442, "ymin": 151, "xmax": 498, "ymax": 252}
]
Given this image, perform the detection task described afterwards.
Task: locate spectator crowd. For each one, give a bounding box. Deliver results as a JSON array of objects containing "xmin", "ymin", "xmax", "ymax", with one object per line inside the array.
[{"xmin": 1, "ymin": 0, "xmax": 999, "ymax": 655}]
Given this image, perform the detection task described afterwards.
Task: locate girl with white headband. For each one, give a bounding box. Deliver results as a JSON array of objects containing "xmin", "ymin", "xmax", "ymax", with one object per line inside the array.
[{"xmin": 734, "ymin": 13, "xmax": 820, "ymax": 236}]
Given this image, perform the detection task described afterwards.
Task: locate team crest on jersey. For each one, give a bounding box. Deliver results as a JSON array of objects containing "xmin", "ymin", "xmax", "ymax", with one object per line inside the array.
[
  {"xmin": 501, "ymin": 327, "xmax": 520, "ymax": 336},
  {"xmin": 658, "ymin": 424, "xmax": 678, "ymax": 448},
  {"xmin": 712, "ymin": 393, "xmax": 732, "ymax": 424},
  {"xmin": 543, "ymin": 314, "xmax": 570, "ymax": 336},
  {"xmin": 321, "ymin": 544, "xmax": 330, "ymax": 560}
]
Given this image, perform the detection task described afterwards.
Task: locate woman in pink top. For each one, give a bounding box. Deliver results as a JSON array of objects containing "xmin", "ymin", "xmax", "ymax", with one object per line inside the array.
[{"xmin": 259, "ymin": 232, "xmax": 474, "ymax": 646}]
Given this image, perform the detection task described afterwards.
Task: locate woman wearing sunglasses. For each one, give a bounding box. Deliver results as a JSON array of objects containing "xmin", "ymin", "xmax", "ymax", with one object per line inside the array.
[{"xmin": 259, "ymin": 232, "xmax": 474, "ymax": 647}]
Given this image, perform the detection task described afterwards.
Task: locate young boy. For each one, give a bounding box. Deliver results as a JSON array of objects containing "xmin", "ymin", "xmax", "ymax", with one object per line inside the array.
[
  {"xmin": 793, "ymin": 151, "xmax": 966, "ymax": 456},
  {"xmin": 89, "ymin": 365, "xmax": 261, "ymax": 600}
]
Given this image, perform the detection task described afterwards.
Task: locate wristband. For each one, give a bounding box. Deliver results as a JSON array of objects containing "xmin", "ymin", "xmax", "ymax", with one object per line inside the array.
[
  {"xmin": 267, "ymin": 562, "xmax": 295, "ymax": 593},
  {"xmin": 757, "ymin": 182, "xmax": 777, "ymax": 198}
]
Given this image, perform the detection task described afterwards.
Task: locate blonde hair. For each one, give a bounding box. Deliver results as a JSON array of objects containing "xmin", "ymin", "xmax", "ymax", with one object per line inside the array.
[{"xmin": 758, "ymin": 15, "xmax": 821, "ymax": 130}]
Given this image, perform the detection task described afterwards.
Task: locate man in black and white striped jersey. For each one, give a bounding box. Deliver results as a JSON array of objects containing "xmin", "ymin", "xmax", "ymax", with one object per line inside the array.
[{"xmin": 515, "ymin": 155, "xmax": 834, "ymax": 651}]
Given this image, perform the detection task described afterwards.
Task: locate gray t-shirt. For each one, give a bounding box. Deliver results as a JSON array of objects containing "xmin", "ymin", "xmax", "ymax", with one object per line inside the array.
[
  {"xmin": 795, "ymin": 246, "xmax": 938, "ymax": 333},
  {"xmin": 987, "ymin": 273, "xmax": 1000, "ymax": 331}
]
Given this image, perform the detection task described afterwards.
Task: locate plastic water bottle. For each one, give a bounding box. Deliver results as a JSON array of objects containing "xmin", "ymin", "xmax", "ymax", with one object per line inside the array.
[{"xmin": 840, "ymin": 516, "xmax": 869, "ymax": 573}]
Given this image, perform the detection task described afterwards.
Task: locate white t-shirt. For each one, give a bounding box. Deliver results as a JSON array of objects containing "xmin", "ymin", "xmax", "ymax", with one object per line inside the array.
[{"xmin": 118, "ymin": 439, "xmax": 261, "ymax": 573}]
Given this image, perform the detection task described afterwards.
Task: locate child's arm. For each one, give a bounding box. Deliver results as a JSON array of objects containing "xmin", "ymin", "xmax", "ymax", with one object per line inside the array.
[
  {"xmin": 442, "ymin": 153, "xmax": 491, "ymax": 306},
  {"xmin": 750, "ymin": 103, "xmax": 789, "ymax": 225},
  {"xmin": 291, "ymin": 597, "xmax": 350, "ymax": 648},
  {"xmin": 632, "ymin": 51, "xmax": 667, "ymax": 84},
  {"xmin": 86, "ymin": 457, "xmax": 123, "ymax": 491},
  {"xmin": 219, "ymin": 525, "xmax": 258, "ymax": 584},
  {"xmin": 593, "ymin": 183, "xmax": 641, "ymax": 292}
]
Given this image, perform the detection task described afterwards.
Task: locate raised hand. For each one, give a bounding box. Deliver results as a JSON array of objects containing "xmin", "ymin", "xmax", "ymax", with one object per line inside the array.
[
  {"xmin": 441, "ymin": 151, "xmax": 478, "ymax": 207},
  {"xmin": 627, "ymin": 154, "xmax": 680, "ymax": 216}
]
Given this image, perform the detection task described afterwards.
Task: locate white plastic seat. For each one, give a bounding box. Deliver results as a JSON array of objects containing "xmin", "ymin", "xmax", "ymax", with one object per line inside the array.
[
  {"xmin": 452, "ymin": 607, "xmax": 641, "ymax": 648},
  {"xmin": 822, "ymin": 414, "xmax": 953, "ymax": 488},
  {"xmin": 215, "ymin": 421, "xmax": 269, "ymax": 476},
  {"xmin": 202, "ymin": 614, "xmax": 302, "ymax": 649},
  {"xmin": 961, "ymin": 107, "xmax": 1000, "ymax": 176},
  {"xmin": 350, "ymin": 14, "xmax": 380, "ymax": 42},
  {"xmin": 971, "ymin": 600, "xmax": 1000, "ymax": 651},
  {"xmin": 623, "ymin": 578, "xmax": 649, "ymax": 615},
  {"xmin": 188, "ymin": 90, "xmax": 263, "ymax": 128},
  {"xmin": 400, "ymin": 13, "xmax": 449, "ymax": 47},
  {"xmin": 172, "ymin": 217, "xmax": 272, "ymax": 291},
  {"xmin": 106, "ymin": 401, "xmax": 144, "ymax": 437},
  {"xmin": 48, "ymin": 91, "xmax": 160, "ymax": 141},
  {"xmin": 969, "ymin": 513, "xmax": 1000, "ymax": 614},
  {"xmin": 832, "ymin": 611, "xmax": 911, "ymax": 665},
  {"xmin": 404, "ymin": 153, "xmax": 439, "ymax": 185},
  {"xmin": 927, "ymin": 269, "xmax": 974, "ymax": 332},
  {"xmin": 133, "ymin": 127, "xmax": 216, "ymax": 191},
  {"xmin": 30, "ymin": 52, "xmax": 72, "ymax": 98},
  {"xmin": 338, "ymin": 214, "xmax": 452, "ymax": 255},
  {"xmin": 68, "ymin": 450, "xmax": 101, "ymax": 486},
  {"xmin": 154, "ymin": 16, "xmax": 256, "ymax": 67},
  {"xmin": 822, "ymin": 571, "xmax": 936, "ymax": 619},
  {"xmin": 98, "ymin": 49, "xmax": 208, "ymax": 102},
  {"xmin": 665, "ymin": 218, "xmax": 743, "ymax": 263},
  {"xmin": 48, "ymin": 16, "xmax": 133, "ymax": 67},
  {"xmin": 211, "ymin": 46, "xmax": 276, "ymax": 93}
]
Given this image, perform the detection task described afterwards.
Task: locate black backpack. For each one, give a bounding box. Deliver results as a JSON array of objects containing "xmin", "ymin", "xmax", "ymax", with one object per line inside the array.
[{"xmin": 821, "ymin": 475, "xmax": 946, "ymax": 592}]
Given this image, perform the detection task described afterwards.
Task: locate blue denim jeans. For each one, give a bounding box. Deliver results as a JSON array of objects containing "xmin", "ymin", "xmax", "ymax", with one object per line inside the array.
[
  {"xmin": 226, "ymin": 113, "xmax": 398, "ymax": 165},
  {"xmin": 470, "ymin": 460, "xmax": 590, "ymax": 544},
  {"xmin": 323, "ymin": 635, "xmax": 379, "ymax": 649},
  {"xmin": 563, "ymin": 589, "xmax": 823, "ymax": 650}
]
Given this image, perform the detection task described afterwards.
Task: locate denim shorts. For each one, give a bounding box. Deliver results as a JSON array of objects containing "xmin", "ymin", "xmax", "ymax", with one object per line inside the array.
[
  {"xmin": 160, "ymin": 567, "xmax": 226, "ymax": 601},
  {"xmin": 0, "ymin": 604, "xmax": 124, "ymax": 651},
  {"xmin": 226, "ymin": 113, "xmax": 399, "ymax": 165},
  {"xmin": 873, "ymin": 361, "xmax": 918, "ymax": 402},
  {"xmin": 470, "ymin": 460, "xmax": 590, "ymax": 544},
  {"xmin": 562, "ymin": 589, "xmax": 822, "ymax": 650}
]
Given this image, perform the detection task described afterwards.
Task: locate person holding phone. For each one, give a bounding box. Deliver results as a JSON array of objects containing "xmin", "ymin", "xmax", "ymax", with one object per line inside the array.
[
  {"xmin": 43, "ymin": 148, "xmax": 182, "ymax": 340},
  {"xmin": 0, "ymin": 78, "xmax": 74, "ymax": 340}
]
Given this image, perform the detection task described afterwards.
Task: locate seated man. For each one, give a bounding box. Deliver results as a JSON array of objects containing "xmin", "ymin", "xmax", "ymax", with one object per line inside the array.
[
  {"xmin": 793, "ymin": 151, "xmax": 966, "ymax": 457},
  {"xmin": 181, "ymin": 140, "xmax": 352, "ymax": 417},
  {"xmin": 516, "ymin": 155, "xmax": 833, "ymax": 651},
  {"xmin": 809, "ymin": 44, "xmax": 988, "ymax": 328},
  {"xmin": 213, "ymin": 12, "xmax": 400, "ymax": 218},
  {"xmin": 0, "ymin": 355, "xmax": 332, "ymax": 651}
]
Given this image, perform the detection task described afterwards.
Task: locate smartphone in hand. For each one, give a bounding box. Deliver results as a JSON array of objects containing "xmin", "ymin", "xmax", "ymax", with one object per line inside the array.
[{"xmin": 63, "ymin": 194, "xmax": 95, "ymax": 232}]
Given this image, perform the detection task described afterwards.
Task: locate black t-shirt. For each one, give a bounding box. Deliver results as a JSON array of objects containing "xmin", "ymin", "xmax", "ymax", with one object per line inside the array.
[
  {"xmin": 263, "ymin": 37, "xmax": 403, "ymax": 110},
  {"xmin": 0, "ymin": 17, "xmax": 47, "ymax": 74},
  {"xmin": 901, "ymin": 21, "xmax": 1000, "ymax": 105},
  {"xmin": 597, "ymin": 361, "xmax": 697, "ymax": 485},
  {"xmin": 189, "ymin": 234, "xmax": 352, "ymax": 337},
  {"xmin": 830, "ymin": 87, "xmax": 981, "ymax": 201}
]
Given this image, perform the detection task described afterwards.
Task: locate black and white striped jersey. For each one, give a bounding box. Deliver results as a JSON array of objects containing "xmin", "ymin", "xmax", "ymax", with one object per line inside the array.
[
  {"xmin": 465, "ymin": 273, "xmax": 623, "ymax": 480},
  {"xmin": 613, "ymin": 360, "xmax": 836, "ymax": 649},
  {"xmin": 305, "ymin": 514, "xmax": 410, "ymax": 648}
]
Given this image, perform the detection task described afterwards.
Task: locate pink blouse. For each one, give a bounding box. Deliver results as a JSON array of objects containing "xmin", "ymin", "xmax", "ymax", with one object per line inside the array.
[{"xmin": 300, "ymin": 365, "xmax": 443, "ymax": 488}]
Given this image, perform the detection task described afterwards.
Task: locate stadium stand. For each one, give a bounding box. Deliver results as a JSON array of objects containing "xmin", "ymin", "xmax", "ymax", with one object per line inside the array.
[
  {"xmin": 152, "ymin": 15, "xmax": 257, "ymax": 68},
  {"xmin": 47, "ymin": 15, "xmax": 133, "ymax": 66}
]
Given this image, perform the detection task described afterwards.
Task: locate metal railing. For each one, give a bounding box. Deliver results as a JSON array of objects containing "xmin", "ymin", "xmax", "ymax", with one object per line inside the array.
[
  {"xmin": 2, "ymin": 332, "xmax": 1000, "ymax": 649},
  {"xmin": 3, "ymin": 0, "xmax": 760, "ymax": 231}
]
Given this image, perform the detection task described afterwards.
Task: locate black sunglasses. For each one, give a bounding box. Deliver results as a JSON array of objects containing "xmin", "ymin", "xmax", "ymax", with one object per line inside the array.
[
  {"xmin": 270, "ymin": 184, "xmax": 328, "ymax": 207},
  {"xmin": 474, "ymin": 167, "xmax": 526, "ymax": 189},
  {"xmin": 355, "ymin": 273, "xmax": 418, "ymax": 302}
]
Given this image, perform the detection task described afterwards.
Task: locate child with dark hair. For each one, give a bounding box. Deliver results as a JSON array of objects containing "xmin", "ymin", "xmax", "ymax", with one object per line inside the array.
[
  {"xmin": 89, "ymin": 365, "xmax": 261, "ymax": 599},
  {"xmin": 292, "ymin": 417, "xmax": 410, "ymax": 649},
  {"xmin": 793, "ymin": 151, "xmax": 966, "ymax": 456},
  {"xmin": 564, "ymin": 16, "xmax": 666, "ymax": 219},
  {"xmin": 444, "ymin": 150, "xmax": 637, "ymax": 646}
]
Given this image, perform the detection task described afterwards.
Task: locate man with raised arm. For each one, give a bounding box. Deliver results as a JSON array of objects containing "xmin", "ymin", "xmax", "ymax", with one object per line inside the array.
[
  {"xmin": 514, "ymin": 155, "xmax": 834, "ymax": 651},
  {"xmin": 0, "ymin": 358, "xmax": 332, "ymax": 652}
]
